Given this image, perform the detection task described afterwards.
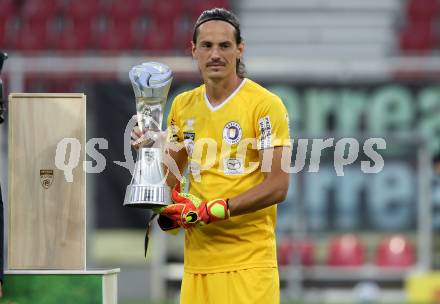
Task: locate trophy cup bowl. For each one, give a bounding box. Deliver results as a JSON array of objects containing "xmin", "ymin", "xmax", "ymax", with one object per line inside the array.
[{"xmin": 123, "ymin": 62, "xmax": 173, "ymax": 208}]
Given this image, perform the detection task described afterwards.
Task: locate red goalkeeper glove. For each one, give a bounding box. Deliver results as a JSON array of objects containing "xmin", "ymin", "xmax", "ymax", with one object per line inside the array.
[
  {"xmin": 158, "ymin": 181, "xmax": 230, "ymax": 228},
  {"xmin": 157, "ymin": 214, "xmax": 180, "ymax": 235}
]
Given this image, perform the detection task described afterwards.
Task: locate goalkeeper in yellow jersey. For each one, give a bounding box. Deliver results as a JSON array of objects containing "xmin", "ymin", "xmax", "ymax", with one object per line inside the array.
[{"xmin": 132, "ymin": 8, "xmax": 291, "ymax": 304}]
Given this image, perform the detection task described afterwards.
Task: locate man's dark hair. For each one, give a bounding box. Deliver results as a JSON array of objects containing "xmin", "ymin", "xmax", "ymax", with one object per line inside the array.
[{"xmin": 192, "ymin": 8, "xmax": 246, "ymax": 78}]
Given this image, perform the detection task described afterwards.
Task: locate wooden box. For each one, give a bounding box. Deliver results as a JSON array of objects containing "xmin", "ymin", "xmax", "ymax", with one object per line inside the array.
[{"xmin": 8, "ymin": 93, "xmax": 86, "ymax": 270}]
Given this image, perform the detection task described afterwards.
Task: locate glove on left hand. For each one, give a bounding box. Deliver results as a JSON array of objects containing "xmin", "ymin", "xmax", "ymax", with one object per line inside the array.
[{"xmin": 158, "ymin": 180, "xmax": 230, "ymax": 228}]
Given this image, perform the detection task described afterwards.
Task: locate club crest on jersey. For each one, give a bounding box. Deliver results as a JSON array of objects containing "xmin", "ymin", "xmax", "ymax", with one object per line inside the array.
[{"xmin": 222, "ymin": 121, "xmax": 242, "ymax": 145}]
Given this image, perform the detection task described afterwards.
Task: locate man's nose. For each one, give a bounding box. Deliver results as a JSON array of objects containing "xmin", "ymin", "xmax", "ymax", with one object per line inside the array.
[{"xmin": 210, "ymin": 46, "xmax": 221, "ymax": 59}]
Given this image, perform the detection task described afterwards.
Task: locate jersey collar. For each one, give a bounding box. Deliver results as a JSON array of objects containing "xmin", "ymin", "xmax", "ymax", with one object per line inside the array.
[{"xmin": 204, "ymin": 78, "xmax": 247, "ymax": 112}]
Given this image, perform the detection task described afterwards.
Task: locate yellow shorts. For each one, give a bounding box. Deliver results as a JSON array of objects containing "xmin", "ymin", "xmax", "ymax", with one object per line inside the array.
[{"xmin": 180, "ymin": 268, "xmax": 280, "ymax": 304}]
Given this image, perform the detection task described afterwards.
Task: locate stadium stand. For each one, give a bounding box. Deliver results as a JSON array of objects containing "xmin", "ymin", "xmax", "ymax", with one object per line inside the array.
[
  {"xmin": 53, "ymin": 22, "xmax": 92, "ymax": 51},
  {"xmin": 109, "ymin": 0, "xmax": 143, "ymax": 23},
  {"xmin": 399, "ymin": 0, "xmax": 439, "ymax": 53},
  {"xmin": 406, "ymin": 0, "xmax": 440, "ymax": 22},
  {"xmin": 327, "ymin": 234, "xmax": 365, "ymax": 267},
  {"xmin": 69, "ymin": 0, "xmax": 100, "ymax": 24},
  {"xmin": 375, "ymin": 235, "xmax": 416, "ymax": 268},
  {"xmin": 238, "ymin": 0, "xmax": 401, "ymax": 58},
  {"xmin": 21, "ymin": 0, "xmax": 57, "ymax": 27},
  {"xmin": 278, "ymin": 237, "xmax": 315, "ymax": 266},
  {"xmin": 3, "ymin": 0, "xmax": 440, "ymax": 57},
  {"xmin": 0, "ymin": 0, "xmax": 230, "ymax": 53},
  {"xmin": 94, "ymin": 19, "xmax": 134, "ymax": 51}
]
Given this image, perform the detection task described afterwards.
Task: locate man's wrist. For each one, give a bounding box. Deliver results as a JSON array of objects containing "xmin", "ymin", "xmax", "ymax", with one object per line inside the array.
[
  {"xmin": 226, "ymin": 198, "xmax": 232, "ymax": 217},
  {"xmin": 201, "ymin": 198, "xmax": 230, "ymax": 224}
]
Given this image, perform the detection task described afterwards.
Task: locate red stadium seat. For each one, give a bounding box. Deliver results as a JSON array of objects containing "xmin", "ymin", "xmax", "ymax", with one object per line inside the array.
[
  {"xmin": 1, "ymin": 16, "xmax": 20, "ymax": 50},
  {"xmin": 54, "ymin": 23, "xmax": 92, "ymax": 51},
  {"xmin": 26, "ymin": 76, "xmax": 85, "ymax": 93},
  {"xmin": 149, "ymin": 0, "xmax": 184, "ymax": 27},
  {"xmin": 173, "ymin": 16, "xmax": 194, "ymax": 53},
  {"xmin": 188, "ymin": 0, "xmax": 230, "ymax": 19},
  {"xmin": 327, "ymin": 234, "xmax": 365, "ymax": 267},
  {"xmin": 21, "ymin": 0, "xmax": 57, "ymax": 26},
  {"xmin": 174, "ymin": 28, "xmax": 194, "ymax": 54},
  {"xmin": 0, "ymin": 15, "xmax": 11, "ymax": 48},
  {"xmin": 139, "ymin": 23, "xmax": 174, "ymax": 52},
  {"xmin": 278, "ymin": 237, "xmax": 315, "ymax": 266},
  {"xmin": 0, "ymin": 0, "xmax": 17, "ymax": 20},
  {"xmin": 95, "ymin": 23, "xmax": 133, "ymax": 51},
  {"xmin": 50, "ymin": 77, "xmax": 77, "ymax": 92},
  {"xmin": 400, "ymin": 22, "xmax": 434, "ymax": 53},
  {"xmin": 109, "ymin": 0, "xmax": 143, "ymax": 24},
  {"xmin": 375, "ymin": 235, "xmax": 415, "ymax": 268},
  {"xmin": 25, "ymin": 77, "xmax": 52, "ymax": 92},
  {"xmin": 406, "ymin": 0, "xmax": 440, "ymax": 23},
  {"xmin": 0, "ymin": 27, "xmax": 4, "ymax": 50},
  {"xmin": 70, "ymin": 0, "xmax": 99, "ymax": 24},
  {"xmin": 15, "ymin": 24, "xmax": 49, "ymax": 51}
]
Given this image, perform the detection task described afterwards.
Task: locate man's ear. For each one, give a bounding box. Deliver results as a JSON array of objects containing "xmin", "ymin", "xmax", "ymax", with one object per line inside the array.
[
  {"xmin": 237, "ymin": 42, "xmax": 244, "ymax": 58},
  {"xmin": 191, "ymin": 41, "xmax": 197, "ymax": 59}
]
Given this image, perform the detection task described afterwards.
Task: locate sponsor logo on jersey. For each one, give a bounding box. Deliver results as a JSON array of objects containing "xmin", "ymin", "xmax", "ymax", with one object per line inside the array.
[
  {"xmin": 223, "ymin": 121, "xmax": 242, "ymax": 145},
  {"xmin": 223, "ymin": 157, "xmax": 244, "ymax": 175},
  {"xmin": 258, "ymin": 116, "xmax": 272, "ymax": 149}
]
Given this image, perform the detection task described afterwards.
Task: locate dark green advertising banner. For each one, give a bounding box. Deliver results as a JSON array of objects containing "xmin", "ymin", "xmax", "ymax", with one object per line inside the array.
[{"xmin": 266, "ymin": 83, "xmax": 440, "ymax": 155}]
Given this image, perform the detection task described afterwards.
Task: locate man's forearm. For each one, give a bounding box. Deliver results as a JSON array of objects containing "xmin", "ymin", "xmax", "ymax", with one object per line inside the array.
[
  {"xmin": 165, "ymin": 170, "xmax": 181, "ymax": 189},
  {"xmin": 162, "ymin": 142, "xmax": 188, "ymax": 189},
  {"xmin": 228, "ymin": 173, "xmax": 289, "ymax": 216},
  {"xmin": 228, "ymin": 146, "xmax": 291, "ymax": 216}
]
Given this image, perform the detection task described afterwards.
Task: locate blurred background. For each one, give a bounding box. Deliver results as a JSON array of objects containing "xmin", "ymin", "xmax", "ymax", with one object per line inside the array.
[{"xmin": 1, "ymin": 0, "xmax": 440, "ymax": 303}]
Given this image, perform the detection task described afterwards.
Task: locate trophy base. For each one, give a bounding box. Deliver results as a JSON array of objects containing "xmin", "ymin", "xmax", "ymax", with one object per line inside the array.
[{"xmin": 123, "ymin": 184, "xmax": 170, "ymax": 209}]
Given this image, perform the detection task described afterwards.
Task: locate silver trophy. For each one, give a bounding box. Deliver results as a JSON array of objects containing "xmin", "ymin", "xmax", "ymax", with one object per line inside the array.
[{"xmin": 124, "ymin": 62, "xmax": 173, "ymax": 208}]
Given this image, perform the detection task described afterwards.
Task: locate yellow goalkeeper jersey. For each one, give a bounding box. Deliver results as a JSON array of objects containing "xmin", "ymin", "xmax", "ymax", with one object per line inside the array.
[{"xmin": 167, "ymin": 78, "xmax": 291, "ymax": 273}]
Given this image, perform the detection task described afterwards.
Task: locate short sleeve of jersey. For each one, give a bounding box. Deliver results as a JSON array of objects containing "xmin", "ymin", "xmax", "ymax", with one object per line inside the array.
[
  {"xmin": 166, "ymin": 96, "xmax": 184, "ymax": 143},
  {"xmin": 254, "ymin": 96, "xmax": 291, "ymax": 150}
]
